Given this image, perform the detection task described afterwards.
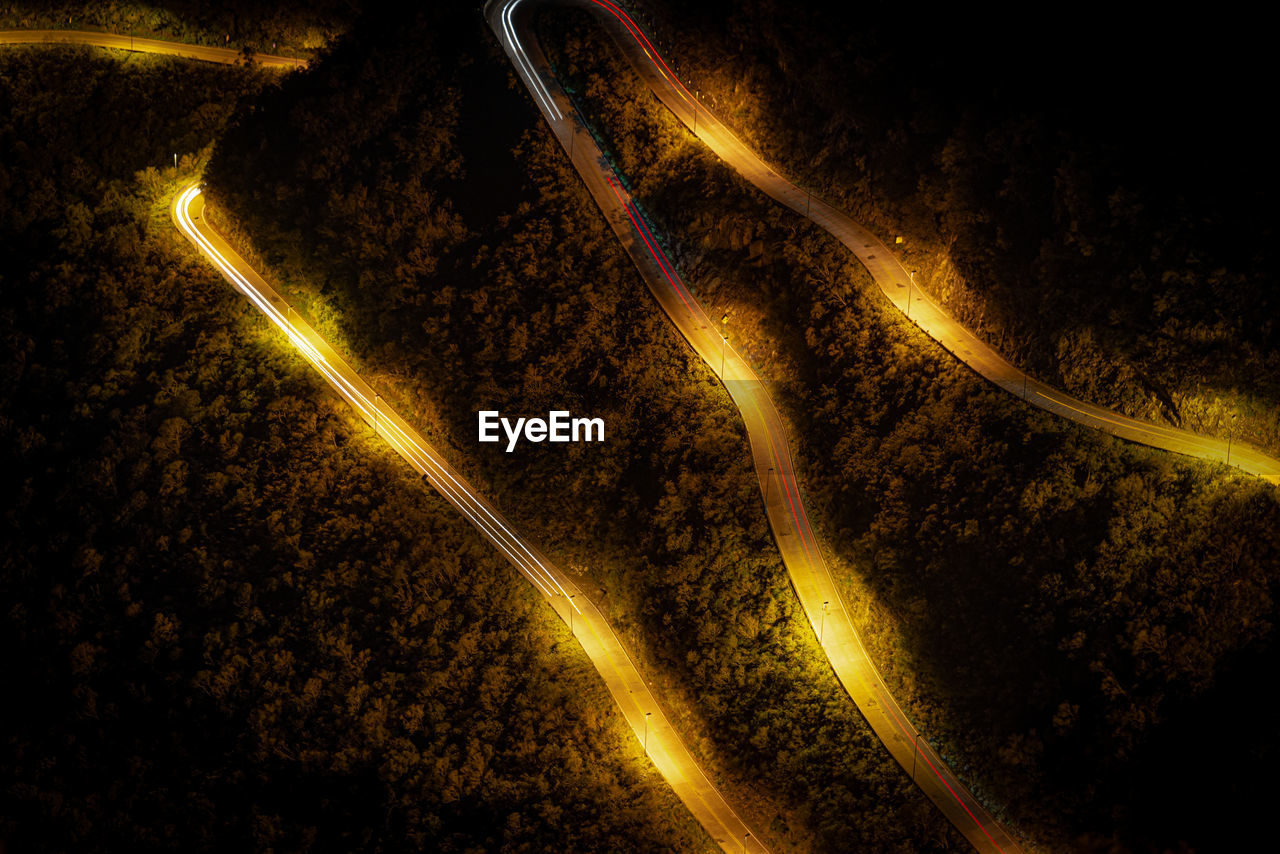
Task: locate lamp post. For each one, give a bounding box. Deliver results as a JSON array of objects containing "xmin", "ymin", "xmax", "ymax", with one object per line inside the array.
[
  {"xmin": 907, "ymin": 270, "xmax": 916, "ymax": 321},
  {"xmin": 720, "ymin": 313, "xmax": 729, "ymax": 377},
  {"xmin": 912, "ymin": 730, "xmax": 921, "ymax": 782},
  {"xmin": 1226, "ymin": 412, "xmax": 1237, "ymax": 466},
  {"xmin": 743, "ymin": 832, "xmax": 750, "ymax": 853},
  {"xmin": 820, "ymin": 600, "xmax": 829, "ymax": 643},
  {"xmin": 693, "ymin": 89, "xmax": 698, "ymax": 134},
  {"xmin": 569, "ymin": 593, "xmax": 576, "ymax": 634},
  {"xmin": 644, "ymin": 711, "xmax": 652, "ymax": 751}
]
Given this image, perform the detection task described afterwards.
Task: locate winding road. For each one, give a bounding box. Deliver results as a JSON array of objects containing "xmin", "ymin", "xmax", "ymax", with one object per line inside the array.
[
  {"xmin": 3, "ymin": 27, "xmax": 767, "ymax": 854},
  {"xmin": 490, "ymin": 1, "xmax": 1280, "ymax": 485},
  {"xmin": 11, "ymin": 9, "xmax": 1280, "ymax": 852},
  {"xmin": 0, "ymin": 28, "xmax": 306, "ymax": 67},
  {"xmin": 171, "ymin": 185, "xmax": 766, "ymax": 853},
  {"xmin": 489, "ymin": 0, "xmax": 1280, "ymax": 848},
  {"xmin": 488, "ymin": 1, "xmax": 1032, "ymax": 850}
]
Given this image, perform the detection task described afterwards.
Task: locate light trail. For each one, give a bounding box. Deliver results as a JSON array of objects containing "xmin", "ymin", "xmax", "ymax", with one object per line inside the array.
[
  {"xmin": 501, "ymin": 1, "xmax": 563, "ymax": 121},
  {"xmin": 6, "ymin": 23, "xmax": 781, "ymax": 852},
  {"xmin": 585, "ymin": 0, "xmax": 697, "ymax": 109},
  {"xmin": 603, "ymin": 174, "xmax": 697, "ymax": 313},
  {"xmin": 598, "ymin": 136, "xmax": 1011, "ymax": 853},
  {"xmin": 173, "ymin": 182, "xmax": 767, "ymax": 852},
  {"xmin": 19, "ymin": 15, "xmax": 1270, "ymax": 852},
  {"xmin": 0, "ymin": 28, "xmax": 307, "ymax": 67},
  {"xmin": 173, "ymin": 186, "xmax": 576, "ymax": 606},
  {"xmin": 2, "ymin": 29, "xmax": 769, "ymax": 852},
  {"xmin": 532, "ymin": 0, "xmax": 1280, "ymax": 480},
  {"xmin": 487, "ymin": 1, "xmax": 1029, "ymax": 850},
  {"xmin": 1035, "ymin": 390, "xmax": 1219, "ymax": 448}
]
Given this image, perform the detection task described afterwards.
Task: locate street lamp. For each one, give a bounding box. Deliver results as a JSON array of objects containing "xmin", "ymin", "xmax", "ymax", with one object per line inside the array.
[
  {"xmin": 569, "ymin": 593, "xmax": 576, "ymax": 634},
  {"xmin": 907, "ymin": 270, "xmax": 916, "ymax": 321},
  {"xmin": 912, "ymin": 730, "xmax": 922, "ymax": 782},
  {"xmin": 820, "ymin": 600, "xmax": 829, "ymax": 643},
  {"xmin": 720, "ymin": 313, "xmax": 729, "ymax": 377},
  {"xmin": 1227, "ymin": 412, "xmax": 1238, "ymax": 466},
  {"xmin": 644, "ymin": 711, "xmax": 653, "ymax": 751},
  {"xmin": 743, "ymin": 832, "xmax": 750, "ymax": 853}
]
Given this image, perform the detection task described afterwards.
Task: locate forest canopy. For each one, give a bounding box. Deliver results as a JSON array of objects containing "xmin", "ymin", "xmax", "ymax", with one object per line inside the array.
[
  {"xmin": 636, "ymin": 0, "xmax": 1280, "ymax": 458},
  {"xmin": 539, "ymin": 9, "xmax": 1280, "ymax": 851},
  {"xmin": 2, "ymin": 0, "xmax": 359, "ymax": 56},
  {"xmin": 7, "ymin": 2, "xmax": 1278, "ymax": 852},
  {"xmin": 0, "ymin": 39, "xmax": 706, "ymax": 853},
  {"xmin": 204, "ymin": 3, "xmax": 965, "ymax": 851}
]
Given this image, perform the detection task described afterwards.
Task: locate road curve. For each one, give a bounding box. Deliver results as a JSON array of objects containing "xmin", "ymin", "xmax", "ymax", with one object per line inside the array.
[
  {"xmin": 171, "ymin": 186, "xmax": 768, "ymax": 854},
  {"xmin": 513, "ymin": 4, "xmax": 1280, "ymax": 484},
  {"xmin": 0, "ymin": 29, "xmax": 307, "ymax": 67},
  {"xmin": 530, "ymin": 5, "xmax": 1280, "ymax": 484},
  {"xmin": 3, "ymin": 29, "xmax": 769, "ymax": 852},
  {"xmin": 488, "ymin": 0, "xmax": 1031, "ymax": 851}
]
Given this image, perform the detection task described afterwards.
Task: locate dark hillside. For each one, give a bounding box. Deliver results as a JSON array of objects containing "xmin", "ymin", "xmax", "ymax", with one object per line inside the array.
[
  {"xmin": 0, "ymin": 43, "xmax": 702, "ymax": 853},
  {"xmin": 541, "ymin": 7, "xmax": 1280, "ymax": 850},
  {"xmin": 640, "ymin": 0, "xmax": 1280, "ymax": 456},
  {"xmin": 205, "ymin": 3, "xmax": 963, "ymax": 851}
]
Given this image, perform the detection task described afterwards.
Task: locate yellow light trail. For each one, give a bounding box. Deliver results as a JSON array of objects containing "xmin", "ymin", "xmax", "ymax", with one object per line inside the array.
[
  {"xmin": 174, "ymin": 185, "xmax": 576, "ymax": 604},
  {"xmin": 172, "ymin": 182, "xmax": 767, "ymax": 853},
  {"xmin": 488, "ymin": 1, "xmax": 1031, "ymax": 850}
]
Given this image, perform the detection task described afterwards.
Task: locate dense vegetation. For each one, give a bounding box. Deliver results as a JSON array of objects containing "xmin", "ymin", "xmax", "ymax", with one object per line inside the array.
[
  {"xmin": 0, "ymin": 44, "xmax": 707, "ymax": 852},
  {"xmin": 541, "ymin": 8, "xmax": 1280, "ymax": 851},
  {"xmin": 2, "ymin": 0, "xmax": 357, "ymax": 57},
  {"xmin": 205, "ymin": 4, "xmax": 964, "ymax": 851},
  {"xmin": 632, "ymin": 0, "xmax": 1280, "ymax": 460}
]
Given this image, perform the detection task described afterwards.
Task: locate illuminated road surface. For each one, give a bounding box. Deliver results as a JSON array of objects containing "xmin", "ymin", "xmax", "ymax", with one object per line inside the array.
[
  {"xmin": 527, "ymin": 4, "xmax": 1280, "ymax": 485},
  {"xmin": 0, "ymin": 29, "xmax": 307, "ymax": 67},
  {"xmin": 12, "ymin": 16, "xmax": 1275, "ymax": 853},
  {"xmin": 488, "ymin": 0, "xmax": 1031, "ymax": 850},
  {"xmin": 3, "ymin": 29, "xmax": 767, "ymax": 852},
  {"xmin": 171, "ymin": 186, "xmax": 766, "ymax": 854}
]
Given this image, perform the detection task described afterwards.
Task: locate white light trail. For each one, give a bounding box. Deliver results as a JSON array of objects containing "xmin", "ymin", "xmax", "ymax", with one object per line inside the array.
[
  {"xmin": 503, "ymin": 0, "xmax": 563, "ymax": 121},
  {"xmin": 174, "ymin": 185, "xmax": 579, "ymax": 612}
]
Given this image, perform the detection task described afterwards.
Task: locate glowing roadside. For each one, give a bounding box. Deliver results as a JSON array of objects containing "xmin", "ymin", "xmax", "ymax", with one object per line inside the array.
[{"xmin": 172, "ymin": 184, "xmax": 769, "ymax": 854}]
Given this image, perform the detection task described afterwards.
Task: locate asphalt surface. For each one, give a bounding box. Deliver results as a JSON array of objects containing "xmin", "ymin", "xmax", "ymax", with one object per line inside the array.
[
  {"xmin": 0, "ymin": 28, "xmax": 306, "ymax": 67},
  {"xmin": 13, "ymin": 16, "xmax": 1277, "ymax": 852},
  {"xmin": 3, "ymin": 28, "xmax": 768, "ymax": 853},
  {"xmin": 488, "ymin": 0, "xmax": 1032, "ymax": 850},
  {"xmin": 503, "ymin": 4, "xmax": 1280, "ymax": 484},
  {"xmin": 172, "ymin": 186, "xmax": 766, "ymax": 853}
]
